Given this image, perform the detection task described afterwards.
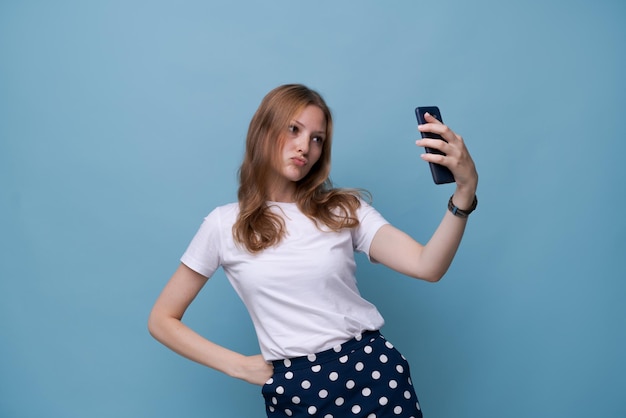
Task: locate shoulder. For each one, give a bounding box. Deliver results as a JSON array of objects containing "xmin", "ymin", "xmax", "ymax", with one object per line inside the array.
[
  {"xmin": 214, "ymin": 201, "xmax": 239, "ymax": 212},
  {"xmin": 207, "ymin": 202, "xmax": 239, "ymax": 219},
  {"xmin": 194, "ymin": 202, "xmax": 239, "ymax": 233},
  {"xmin": 356, "ymin": 198, "xmax": 384, "ymax": 220}
]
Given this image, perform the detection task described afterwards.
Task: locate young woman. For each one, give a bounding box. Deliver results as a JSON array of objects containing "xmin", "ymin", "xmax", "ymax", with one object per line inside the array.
[{"xmin": 148, "ymin": 84, "xmax": 478, "ymax": 417}]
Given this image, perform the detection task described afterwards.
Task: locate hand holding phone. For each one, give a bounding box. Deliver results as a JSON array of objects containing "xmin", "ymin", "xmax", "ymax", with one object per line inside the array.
[{"xmin": 415, "ymin": 106, "xmax": 455, "ymax": 185}]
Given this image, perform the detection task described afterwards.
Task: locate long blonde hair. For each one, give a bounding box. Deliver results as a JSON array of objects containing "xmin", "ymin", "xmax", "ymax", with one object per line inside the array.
[{"xmin": 233, "ymin": 84, "xmax": 363, "ymax": 253}]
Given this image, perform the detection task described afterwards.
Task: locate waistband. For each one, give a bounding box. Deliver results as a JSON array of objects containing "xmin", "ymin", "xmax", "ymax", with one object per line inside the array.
[{"xmin": 271, "ymin": 330, "xmax": 382, "ymax": 372}]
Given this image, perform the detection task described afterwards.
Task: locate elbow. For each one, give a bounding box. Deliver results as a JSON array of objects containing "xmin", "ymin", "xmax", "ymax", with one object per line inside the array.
[
  {"xmin": 422, "ymin": 274, "xmax": 444, "ymax": 283},
  {"xmin": 148, "ymin": 308, "xmax": 184, "ymax": 344},
  {"xmin": 411, "ymin": 267, "xmax": 448, "ymax": 283},
  {"xmin": 404, "ymin": 253, "xmax": 449, "ymax": 283},
  {"xmin": 147, "ymin": 309, "xmax": 164, "ymax": 340},
  {"xmin": 147, "ymin": 314, "xmax": 157, "ymax": 339}
]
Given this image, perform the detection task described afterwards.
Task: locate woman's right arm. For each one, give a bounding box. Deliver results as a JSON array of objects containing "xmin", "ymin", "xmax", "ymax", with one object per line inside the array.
[{"xmin": 148, "ymin": 263, "xmax": 273, "ymax": 386}]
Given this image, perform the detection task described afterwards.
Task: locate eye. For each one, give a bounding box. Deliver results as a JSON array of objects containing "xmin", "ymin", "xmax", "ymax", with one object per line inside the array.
[
  {"xmin": 312, "ymin": 136, "xmax": 324, "ymax": 144},
  {"xmin": 288, "ymin": 124, "xmax": 299, "ymax": 134}
]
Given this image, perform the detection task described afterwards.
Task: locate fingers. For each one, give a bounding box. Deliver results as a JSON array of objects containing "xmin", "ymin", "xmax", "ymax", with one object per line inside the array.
[
  {"xmin": 423, "ymin": 112, "xmax": 443, "ymax": 124},
  {"xmin": 416, "ymin": 132, "xmax": 466, "ymax": 163},
  {"xmin": 415, "ymin": 119, "xmax": 477, "ymax": 188},
  {"xmin": 416, "ymin": 137, "xmax": 449, "ymax": 151},
  {"xmin": 417, "ymin": 121, "xmax": 459, "ymax": 144}
]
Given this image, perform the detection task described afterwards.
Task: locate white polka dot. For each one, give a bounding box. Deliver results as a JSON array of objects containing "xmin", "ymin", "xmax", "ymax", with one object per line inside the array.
[
  {"xmin": 285, "ymin": 408, "xmax": 293, "ymax": 416},
  {"xmin": 346, "ymin": 379, "xmax": 355, "ymax": 389},
  {"xmin": 319, "ymin": 389, "xmax": 328, "ymax": 398},
  {"xmin": 307, "ymin": 406, "xmax": 317, "ymax": 415},
  {"xmin": 393, "ymin": 406, "xmax": 402, "ymax": 414},
  {"xmin": 276, "ymin": 386, "xmax": 285, "ymax": 394},
  {"xmin": 307, "ymin": 354, "xmax": 317, "ymax": 362},
  {"xmin": 285, "ymin": 371, "xmax": 294, "ymax": 379},
  {"xmin": 333, "ymin": 345, "xmax": 342, "ymax": 352},
  {"xmin": 284, "ymin": 359, "xmax": 291, "ymax": 367},
  {"xmin": 396, "ymin": 365, "xmax": 404, "ymax": 374},
  {"xmin": 379, "ymin": 396, "xmax": 388, "ymax": 406},
  {"xmin": 266, "ymin": 377, "xmax": 274, "ymax": 385},
  {"xmin": 311, "ymin": 365, "xmax": 321, "ymax": 373},
  {"xmin": 355, "ymin": 361, "xmax": 364, "ymax": 371},
  {"xmin": 379, "ymin": 354, "xmax": 388, "ymax": 363},
  {"xmin": 324, "ymin": 415, "xmax": 333, "ymax": 418},
  {"xmin": 269, "ymin": 406, "xmax": 275, "ymax": 412},
  {"xmin": 355, "ymin": 333, "xmax": 363, "ymax": 341},
  {"xmin": 271, "ymin": 397, "xmax": 278, "ymax": 405},
  {"xmin": 385, "ymin": 341, "xmax": 394, "ymax": 349},
  {"xmin": 367, "ymin": 414, "xmax": 376, "ymax": 418},
  {"xmin": 408, "ymin": 377, "xmax": 413, "ymax": 385},
  {"xmin": 416, "ymin": 401, "xmax": 421, "ymax": 410},
  {"xmin": 351, "ymin": 405, "xmax": 361, "ymax": 414},
  {"xmin": 301, "ymin": 380, "xmax": 311, "ymax": 389},
  {"xmin": 335, "ymin": 397, "xmax": 345, "ymax": 406},
  {"xmin": 389, "ymin": 380, "xmax": 398, "ymax": 389},
  {"xmin": 292, "ymin": 396, "xmax": 301, "ymax": 404},
  {"xmin": 404, "ymin": 390, "xmax": 411, "ymax": 399},
  {"xmin": 371, "ymin": 370, "xmax": 381, "ymax": 380},
  {"xmin": 339, "ymin": 355, "xmax": 349, "ymax": 363},
  {"xmin": 362, "ymin": 387, "xmax": 372, "ymax": 396},
  {"xmin": 329, "ymin": 372, "xmax": 339, "ymax": 381},
  {"xmin": 364, "ymin": 345, "xmax": 373, "ymax": 354}
]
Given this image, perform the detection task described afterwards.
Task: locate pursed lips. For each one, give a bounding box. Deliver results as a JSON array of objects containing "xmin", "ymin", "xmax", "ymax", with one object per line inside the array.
[{"xmin": 292, "ymin": 156, "xmax": 307, "ymax": 166}]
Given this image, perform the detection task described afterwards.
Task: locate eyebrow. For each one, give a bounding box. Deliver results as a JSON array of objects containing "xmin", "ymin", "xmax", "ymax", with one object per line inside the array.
[{"xmin": 291, "ymin": 119, "xmax": 326, "ymax": 136}]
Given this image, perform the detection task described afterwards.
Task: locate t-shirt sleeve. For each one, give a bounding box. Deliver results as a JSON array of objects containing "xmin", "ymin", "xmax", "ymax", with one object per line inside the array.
[
  {"xmin": 180, "ymin": 208, "xmax": 222, "ymax": 278},
  {"xmin": 351, "ymin": 200, "xmax": 390, "ymax": 261}
]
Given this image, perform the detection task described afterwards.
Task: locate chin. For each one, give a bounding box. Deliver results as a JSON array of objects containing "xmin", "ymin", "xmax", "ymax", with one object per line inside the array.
[{"xmin": 286, "ymin": 170, "xmax": 310, "ymax": 183}]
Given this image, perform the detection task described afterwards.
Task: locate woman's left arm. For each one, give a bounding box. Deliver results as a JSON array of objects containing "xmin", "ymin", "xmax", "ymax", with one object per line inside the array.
[{"xmin": 369, "ymin": 112, "xmax": 478, "ymax": 282}]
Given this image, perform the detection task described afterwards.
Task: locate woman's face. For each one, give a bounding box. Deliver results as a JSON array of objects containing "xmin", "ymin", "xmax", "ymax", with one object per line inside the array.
[{"xmin": 268, "ymin": 105, "xmax": 326, "ymax": 201}]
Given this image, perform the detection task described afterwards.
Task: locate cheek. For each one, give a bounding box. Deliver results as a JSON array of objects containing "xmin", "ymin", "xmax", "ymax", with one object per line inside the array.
[{"xmin": 311, "ymin": 148, "xmax": 323, "ymax": 165}]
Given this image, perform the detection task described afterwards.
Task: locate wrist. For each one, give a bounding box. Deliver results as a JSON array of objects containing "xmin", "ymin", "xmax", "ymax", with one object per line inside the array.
[
  {"xmin": 451, "ymin": 189, "xmax": 476, "ymax": 210},
  {"xmin": 223, "ymin": 352, "xmax": 249, "ymax": 379},
  {"xmin": 448, "ymin": 194, "xmax": 477, "ymax": 218}
]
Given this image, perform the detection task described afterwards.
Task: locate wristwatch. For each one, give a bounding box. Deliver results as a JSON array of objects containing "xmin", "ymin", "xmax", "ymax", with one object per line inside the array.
[{"xmin": 447, "ymin": 195, "xmax": 478, "ymax": 218}]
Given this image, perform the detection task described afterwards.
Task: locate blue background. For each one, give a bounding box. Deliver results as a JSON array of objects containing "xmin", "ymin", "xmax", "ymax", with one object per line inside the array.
[{"xmin": 1, "ymin": 1, "xmax": 624, "ymax": 417}]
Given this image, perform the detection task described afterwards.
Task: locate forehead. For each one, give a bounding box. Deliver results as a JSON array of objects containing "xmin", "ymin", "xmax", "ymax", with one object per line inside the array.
[{"xmin": 292, "ymin": 105, "xmax": 326, "ymax": 129}]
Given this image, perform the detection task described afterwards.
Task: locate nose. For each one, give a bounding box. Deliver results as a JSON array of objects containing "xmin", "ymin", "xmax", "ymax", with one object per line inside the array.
[{"xmin": 296, "ymin": 133, "xmax": 309, "ymax": 154}]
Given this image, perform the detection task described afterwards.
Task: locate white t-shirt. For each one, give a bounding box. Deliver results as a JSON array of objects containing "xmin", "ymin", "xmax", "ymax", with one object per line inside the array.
[{"xmin": 181, "ymin": 200, "xmax": 389, "ymax": 361}]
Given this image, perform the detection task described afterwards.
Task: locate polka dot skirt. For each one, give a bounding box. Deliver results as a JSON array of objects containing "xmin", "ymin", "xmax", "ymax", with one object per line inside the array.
[{"xmin": 262, "ymin": 331, "xmax": 423, "ymax": 417}]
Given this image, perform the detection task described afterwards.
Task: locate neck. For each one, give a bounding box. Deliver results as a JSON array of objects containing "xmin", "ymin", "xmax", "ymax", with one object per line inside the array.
[
  {"xmin": 267, "ymin": 191, "xmax": 296, "ymax": 203},
  {"xmin": 266, "ymin": 177, "xmax": 297, "ymax": 202}
]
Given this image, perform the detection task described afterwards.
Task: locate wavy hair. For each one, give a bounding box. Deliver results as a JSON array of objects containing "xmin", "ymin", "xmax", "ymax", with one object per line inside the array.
[{"xmin": 233, "ymin": 84, "xmax": 363, "ymax": 253}]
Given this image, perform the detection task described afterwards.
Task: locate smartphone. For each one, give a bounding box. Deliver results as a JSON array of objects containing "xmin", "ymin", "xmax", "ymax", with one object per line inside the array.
[{"xmin": 415, "ymin": 106, "xmax": 455, "ymax": 184}]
